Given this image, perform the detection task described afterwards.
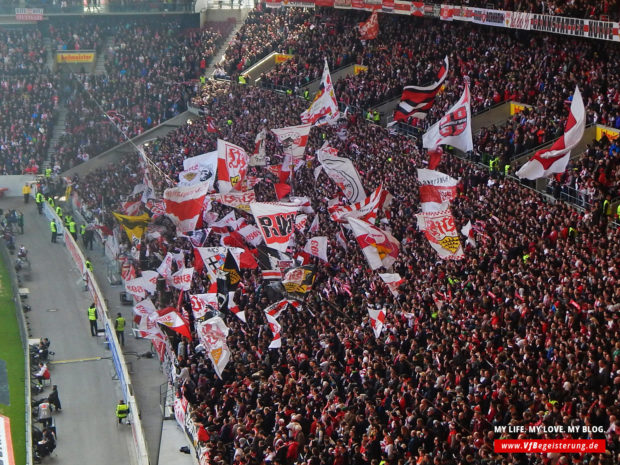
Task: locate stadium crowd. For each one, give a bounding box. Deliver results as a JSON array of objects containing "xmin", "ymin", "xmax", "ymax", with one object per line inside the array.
[
  {"xmin": 52, "ymin": 18, "xmax": 227, "ymax": 170},
  {"xmin": 0, "ymin": 28, "xmax": 59, "ymax": 175},
  {"xmin": 69, "ymin": 74, "xmax": 620, "ymax": 465},
  {"xmin": 1, "ymin": 4, "xmax": 619, "ymax": 465}
]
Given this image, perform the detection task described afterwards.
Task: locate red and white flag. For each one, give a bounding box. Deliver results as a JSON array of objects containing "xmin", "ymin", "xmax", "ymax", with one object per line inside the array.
[
  {"xmin": 393, "ymin": 56, "xmax": 449, "ymax": 122},
  {"xmin": 170, "ymin": 267, "xmax": 194, "ymax": 291},
  {"xmin": 250, "ymin": 202, "xmax": 300, "ymax": 252},
  {"xmin": 263, "ymin": 299, "xmax": 292, "ymax": 319},
  {"xmin": 336, "ymin": 228, "xmax": 348, "ymax": 250},
  {"xmin": 125, "ymin": 276, "xmax": 148, "ymax": 300},
  {"xmin": 301, "ymin": 59, "xmax": 340, "ymax": 126},
  {"xmin": 265, "ymin": 313, "xmax": 282, "ymax": 349},
  {"xmin": 217, "ymin": 139, "xmax": 249, "ymax": 193},
  {"xmin": 308, "ymin": 214, "xmax": 320, "ymax": 233},
  {"xmin": 122, "ymin": 198, "xmax": 142, "ymax": 216},
  {"xmin": 417, "ymin": 169, "xmax": 458, "ymax": 211},
  {"xmin": 196, "ymin": 247, "xmax": 228, "ymax": 282},
  {"xmin": 156, "ymin": 307, "xmax": 192, "ymax": 340},
  {"xmin": 516, "ymin": 87, "xmax": 585, "ymax": 180},
  {"xmin": 209, "ymin": 190, "xmax": 256, "ymax": 213},
  {"xmin": 207, "ymin": 211, "xmax": 237, "ymax": 233},
  {"xmin": 295, "ymin": 214, "xmax": 308, "ymax": 231},
  {"xmin": 423, "ymin": 82, "xmax": 473, "ymax": 153},
  {"xmin": 440, "ymin": 4, "xmax": 453, "ymax": 20},
  {"xmin": 461, "ymin": 220, "xmax": 476, "ymax": 247},
  {"xmin": 304, "ymin": 236, "xmax": 329, "ymax": 261},
  {"xmin": 347, "ymin": 217, "xmax": 399, "ymax": 270},
  {"xmin": 368, "ymin": 307, "xmax": 386, "ymax": 338},
  {"xmin": 157, "ymin": 252, "xmax": 174, "ymax": 279},
  {"xmin": 329, "ymin": 185, "xmax": 391, "ymax": 223},
  {"xmin": 272, "ymin": 124, "xmax": 312, "ymax": 172},
  {"xmin": 196, "ymin": 316, "xmax": 230, "ymax": 379},
  {"xmin": 359, "ymin": 11, "xmax": 379, "ymax": 39},
  {"xmin": 416, "ymin": 206, "xmax": 464, "ymax": 260},
  {"xmin": 141, "ymin": 270, "xmax": 159, "ymax": 294},
  {"xmin": 164, "ymin": 181, "xmax": 211, "ymax": 233},
  {"xmin": 133, "ymin": 298, "xmax": 157, "ymax": 317},
  {"xmin": 239, "ymin": 223, "xmax": 264, "ymax": 247},
  {"xmin": 189, "ymin": 293, "xmax": 218, "ymax": 319},
  {"xmin": 136, "ymin": 314, "xmax": 164, "ymax": 340},
  {"xmin": 378, "ymin": 273, "xmax": 404, "ymax": 297},
  {"xmin": 180, "ymin": 151, "xmax": 218, "ymax": 191}
]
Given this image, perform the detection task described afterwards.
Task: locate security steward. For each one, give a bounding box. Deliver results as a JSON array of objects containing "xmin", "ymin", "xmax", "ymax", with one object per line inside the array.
[
  {"xmin": 88, "ymin": 303, "xmax": 98, "ymax": 336},
  {"xmin": 35, "ymin": 192, "xmax": 44, "ymax": 214},
  {"xmin": 68, "ymin": 218, "xmax": 77, "ymax": 240},
  {"xmin": 50, "ymin": 220, "xmax": 57, "ymax": 243},
  {"xmin": 115, "ymin": 400, "xmax": 129, "ymax": 424},
  {"xmin": 85, "ymin": 258, "xmax": 93, "ymax": 273},
  {"xmin": 115, "ymin": 313, "xmax": 125, "ymax": 346},
  {"xmin": 55, "ymin": 205, "xmax": 62, "ymax": 220}
]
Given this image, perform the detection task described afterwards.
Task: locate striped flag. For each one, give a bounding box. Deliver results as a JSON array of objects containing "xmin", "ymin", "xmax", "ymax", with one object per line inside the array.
[
  {"xmin": 393, "ymin": 56, "xmax": 449, "ymax": 122},
  {"xmin": 329, "ymin": 185, "xmax": 391, "ymax": 223}
]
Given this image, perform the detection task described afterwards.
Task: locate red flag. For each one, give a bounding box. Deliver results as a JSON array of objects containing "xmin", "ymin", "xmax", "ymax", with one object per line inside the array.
[
  {"xmin": 359, "ymin": 11, "xmax": 379, "ymax": 40},
  {"xmin": 156, "ymin": 307, "xmax": 192, "ymax": 339},
  {"xmin": 428, "ymin": 147, "xmax": 443, "ymax": 170},
  {"xmin": 274, "ymin": 183, "xmax": 291, "ymax": 200}
]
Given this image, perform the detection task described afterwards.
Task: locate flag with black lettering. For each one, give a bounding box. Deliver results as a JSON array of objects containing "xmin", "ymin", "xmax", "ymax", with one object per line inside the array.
[{"xmin": 250, "ymin": 202, "xmax": 300, "ymax": 252}]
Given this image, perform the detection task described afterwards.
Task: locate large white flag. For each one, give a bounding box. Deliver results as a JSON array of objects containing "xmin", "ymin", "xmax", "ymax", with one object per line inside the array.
[
  {"xmin": 265, "ymin": 313, "xmax": 282, "ymax": 349},
  {"xmin": 347, "ymin": 218, "xmax": 399, "ymax": 270},
  {"xmin": 250, "ymin": 202, "xmax": 300, "ymax": 252},
  {"xmin": 272, "ymin": 124, "xmax": 312, "ymax": 172},
  {"xmin": 317, "ymin": 148, "xmax": 366, "ymax": 203},
  {"xmin": 423, "ymin": 82, "xmax": 473, "ymax": 153},
  {"xmin": 163, "ymin": 181, "xmax": 211, "ymax": 233},
  {"xmin": 217, "ymin": 139, "xmax": 249, "ymax": 193},
  {"xmin": 125, "ymin": 276, "xmax": 148, "ymax": 299},
  {"xmin": 516, "ymin": 87, "xmax": 585, "ymax": 180},
  {"xmin": 170, "ymin": 267, "xmax": 194, "ymax": 291},
  {"xmin": 179, "ymin": 151, "xmax": 218, "ymax": 190},
  {"xmin": 141, "ymin": 270, "xmax": 159, "ymax": 294},
  {"xmin": 189, "ymin": 293, "xmax": 218, "ymax": 319},
  {"xmin": 301, "ymin": 59, "xmax": 340, "ymax": 125},
  {"xmin": 416, "ymin": 205, "xmax": 464, "ymax": 260},
  {"xmin": 133, "ymin": 297, "xmax": 157, "ymax": 317},
  {"xmin": 304, "ymin": 236, "xmax": 329, "ymax": 261},
  {"xmin": 196, "ymin": 316, "xmax": 230, "ymax": 379}
]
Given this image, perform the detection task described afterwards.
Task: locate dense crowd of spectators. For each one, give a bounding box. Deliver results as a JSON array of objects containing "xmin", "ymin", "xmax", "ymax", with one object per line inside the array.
[
  {"xmin": 52, "ymin": 18, "xmax": 227, "ymax": 170},
  {"xmin": 47, "ymin": 21, "xmax": 105, "ymax": 50},
  {"xmin": 0, "ymin": 28, "xmax": 59, "ymax": 174},
  {"xmin": 222, "ymin": 8, "xmax": 313, "ymax": 75},
  {"xmin": 69, "ymin": 78, "xmax": 620, "ymax": 465}
]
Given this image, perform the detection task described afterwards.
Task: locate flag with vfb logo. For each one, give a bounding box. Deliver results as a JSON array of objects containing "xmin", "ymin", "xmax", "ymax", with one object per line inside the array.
[
  {"xmin": 189, "ymin": 293, "xmax": 218, "ymax": 320},
  {"xmin": 347, "ymin": 217, "xmax": 399, "ymax": 270},
  {"xmin": 250, "ymin": 202, "xmax": 300, "ymax": 252},
  {"xmin": 282, "ymin": 265, "xmax": 316, "ymax": 298},
  {"xmin": 217, "ymin": 139, "xmax": 249, "ymax": 193},
  {"xmin": 196, "ymin": 316, "xmax": 230, "ymax": 379},
  {"xmin": 112, "ymin": 212, "xmax": 150, "ymax": 244},
  {"xmin": 359, "ymin": 11, "xmax": 379, "ymax": 39},
  {"xmin": 416, "ymin": 205, "xmax": 464, "ymax": 260},
  {"xmin": 417, "ymin": 168, "xmax": 458, "ymax": 211},
  {"xmin": 422, "ymin": 82, "xmax": 472, "ymax": 153}
]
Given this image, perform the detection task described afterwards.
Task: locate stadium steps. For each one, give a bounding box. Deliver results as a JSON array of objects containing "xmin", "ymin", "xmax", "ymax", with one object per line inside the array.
[
  {"xmin": 45, "ymin": 105, "xmax": 69, "ymax": 164},
  {"xmin": 43, "ymin": 37, "xmax": 55, "ymax": 72},
  {"xmin": 94, "ymin": 36, "xmax": 114, "ymax": 75},
  {"xmin": 205, "ymin": 12, "xmax": 250, "ymax": 78}
]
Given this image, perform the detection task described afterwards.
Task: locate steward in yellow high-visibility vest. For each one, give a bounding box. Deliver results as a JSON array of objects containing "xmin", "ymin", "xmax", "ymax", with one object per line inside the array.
[
  {"xmin": 115, "ymin": 313, "xmax": 126, "ymax": 346},
  {"xmin": 50, "ymin": 220, "xmax": 57, "ymax": 243},
  {"xmin": 88, "ymin": 303, "xmax": 98, "ymax": 336},
  {"xmin": 36, "ymin": 192, "xmax": 44, "ymax": 214},
  {"xmin": 69, "ymin": 220, "xmax": 77, "ymax": 239},
  {"xmin": 55, "ymin": 206, "xmax": 62, "ymax": 219},
  {"xmin": 116, "ymin": 400, "xmax": 129, "ymax": 424}
]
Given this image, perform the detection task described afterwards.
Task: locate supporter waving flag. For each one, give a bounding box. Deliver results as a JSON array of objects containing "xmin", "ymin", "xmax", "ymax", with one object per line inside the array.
[
  {"xmin": 156, "ymin": 307, "xmax": 192, "ymax": 340},
  {"xmin": 393, "ymin": 56, "xmax": 449, "ymax": 122},
  {"xmin": 217, "ymin": 139, "xmax": 249, "ymax": 193},
  {"xmin": 282, "ymin": 265, "xmax": 316, "ymax": 298},
  {"xmin": 378, "ymin": 273, "xmax": 404, "ymax": 297},
  {"xmin": 300, "ymin": 59, "xmax": 340, "ymax": 126},
  {"xmin": 417, "ymin": 168, "xmax": 458, "ymax": 211},
  {"xmin": 359, "ymin": 11, "xmax": 379, "ymax": 40},
  {"xmin": 422, "ymin": 81, "xmax": 473, "ymax": 153},
  {"xmin": 112, "ymin": 212, "xmax": 150, "ymax": 244},
  {"xmin": 347, "ymin": 218, "xmax": 399, "ymax": 270},
  {"xmin": 265, "ymin": 313, "xmax": 282, "ymax": 349},
  {"xmin": 516, "ymin": 86, "xmax": 585, "ymax": 180},
  {"xmin": 317, "ymin": 146, "xmax": 366, "ymax": 203}
]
